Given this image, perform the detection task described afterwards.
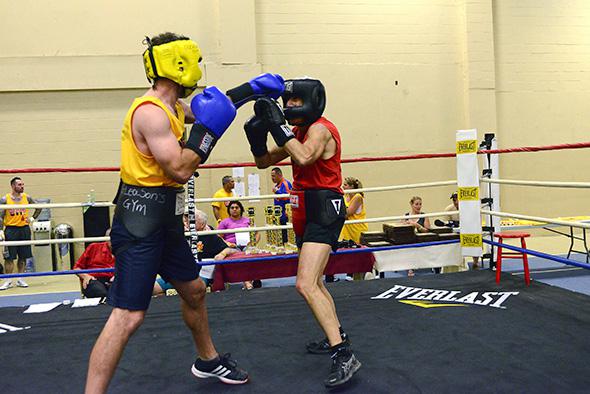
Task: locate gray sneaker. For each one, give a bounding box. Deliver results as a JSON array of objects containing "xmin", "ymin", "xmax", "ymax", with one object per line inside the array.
[
  {"xmin": 324, "ymin": 346, "xmax": 361, "ymax": 387},
  {"xmin": 0, "ymin": 280, "xmax": 13, "ymax": 290},
  {"xmin": 16, "ymin": 279, "xmax": 28, "ymax": 288}
]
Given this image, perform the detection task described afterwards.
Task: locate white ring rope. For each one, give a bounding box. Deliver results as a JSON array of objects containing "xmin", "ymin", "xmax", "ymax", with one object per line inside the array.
[
  {"xmin": 0, "ymin": 236, "xmax": 110, "ymax": 247},
  {"xmin": 0, "ymin": 202, "xmax": 113, "ymax": 210},
  {"xmin": 0, "ymin": 211, "xmax": 459, "ymax": 246},
  {"xmin": 480, "ymin": 178, "xmax": 590, "ymax": 189},
  {"xmin": 481, "ymin": 209, "xmax": 590, "ymax": 230},
  {"xmin": 0, "ymin": 180, "xmax": 458, "ymax": 210},
  {"xmin": 193, "ymin": 180, "xmax": 457, "ymax": 204}
]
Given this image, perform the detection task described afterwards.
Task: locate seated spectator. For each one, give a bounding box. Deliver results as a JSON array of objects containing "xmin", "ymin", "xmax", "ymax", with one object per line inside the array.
[
  {"xmin": 74, "ymin": 228, "xmax": 115, "ymax": 298},
  {"xmin": 444, "ymin": 192, "xmax": 459, "ymax": 223},
  {"xmin": 217, "ymin": 201, "xmax": 261, "ymax": 290},
  {"xmin": 403, "ymin": 196, "xmax": 432, "ymax": 276},
  {"xmin": 153, "ymin": 209, "xmax": 238, "ymax": 296},
  {"xmin": 218, "ymin": 201, "xmax": 261, "ymax": 248},
  {"xmin": 403, "ymin": 196, "xmax": 431, "ymax": 233}
]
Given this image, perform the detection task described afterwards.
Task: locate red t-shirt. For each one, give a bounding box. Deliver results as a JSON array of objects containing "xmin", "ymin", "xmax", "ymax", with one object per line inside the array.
[
  {"xmin": 74, "ymin": 242, "xmax": 115, "ymax": 279},
  {"xmin": 292, "ymin": 117, "xmax": 343, "ymax": 193}
]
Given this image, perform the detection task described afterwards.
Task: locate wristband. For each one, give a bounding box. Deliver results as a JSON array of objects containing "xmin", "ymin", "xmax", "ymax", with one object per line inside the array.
[
  {"xmin": 226, "ymin": 83, "xmax": 254, "ymax": 107},
  {"xmin": 185, "ymin": 123, "xmax": 218, "ymax": 163}
]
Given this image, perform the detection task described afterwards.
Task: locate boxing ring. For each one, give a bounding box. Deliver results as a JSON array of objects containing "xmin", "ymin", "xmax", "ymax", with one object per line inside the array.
[{"xmin": 1, "ymin": 138, "xmax": 590, "ymax": 392}]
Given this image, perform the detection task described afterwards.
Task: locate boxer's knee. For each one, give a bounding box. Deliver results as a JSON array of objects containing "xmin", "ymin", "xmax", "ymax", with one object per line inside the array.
[
  {"xmin": 110, "ymin": 308, "xmax": 145, "ymax": 335},
  {"xmin": 175, "ymin": 278, "xmax": 206, "ymax": 310},
  {"xmin": 296, "ymin": 276, "xmax": 319, "ymax": 300}
]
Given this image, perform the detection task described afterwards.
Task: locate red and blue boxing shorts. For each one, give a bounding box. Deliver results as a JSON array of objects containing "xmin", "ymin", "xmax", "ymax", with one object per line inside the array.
[{"xmin": 290, "ymin": 189, "xmax": 346, "ymax": 251}]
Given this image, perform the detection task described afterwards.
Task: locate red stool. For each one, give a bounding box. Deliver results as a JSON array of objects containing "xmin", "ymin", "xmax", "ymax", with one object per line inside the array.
[{"xmin": 494, "ymin": 231, "xmax": 531, "ymax": 286}]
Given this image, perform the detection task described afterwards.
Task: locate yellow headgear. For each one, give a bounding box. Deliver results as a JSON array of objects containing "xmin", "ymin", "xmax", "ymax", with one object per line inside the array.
[{"xmin": 143, "ymin": 38, "xmax": 203, "ymax": 98}]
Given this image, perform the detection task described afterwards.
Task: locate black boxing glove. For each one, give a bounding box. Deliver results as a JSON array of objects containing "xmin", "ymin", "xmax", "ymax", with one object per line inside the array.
[
  {"xmin": 244, "ymin": 115, "xmax": 269, "ymax": 157},
  {"xmin": 254, "ymin": 97, "xmax": 295, "ymax": 147}
]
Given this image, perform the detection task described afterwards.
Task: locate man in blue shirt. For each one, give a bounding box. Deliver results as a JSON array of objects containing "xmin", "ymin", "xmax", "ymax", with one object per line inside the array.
[{"xmin": 271, "ymin": 167, "xmax": 292, "ymax": 243}]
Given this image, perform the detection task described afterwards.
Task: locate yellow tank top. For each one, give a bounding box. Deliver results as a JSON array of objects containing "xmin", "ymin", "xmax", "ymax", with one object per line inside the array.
[
  {"xmin": 120, "ymin": 96, "xmax": 185, "ymax": 187},
  {"xmin": 340, "ymin": 193, "xmax": 368, "ymax": 244},
  {"xmin": 3, "ymin": 193, "xmax": 30, "ymax": 227}
]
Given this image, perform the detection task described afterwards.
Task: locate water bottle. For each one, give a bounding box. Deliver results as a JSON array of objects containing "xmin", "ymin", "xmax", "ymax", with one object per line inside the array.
[
  {"xmin": 25, "ymin": 257, "xmax": 35, "ymax": 273},
  {"xmin": 83, "ymin": 189, "xmax": 96, "ymax": 213}
]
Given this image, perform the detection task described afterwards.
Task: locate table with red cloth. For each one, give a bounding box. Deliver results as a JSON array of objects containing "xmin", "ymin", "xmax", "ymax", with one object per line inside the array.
[{"xmin": 211, "ymin": 249, "xmax": 375, "ymax": 291}]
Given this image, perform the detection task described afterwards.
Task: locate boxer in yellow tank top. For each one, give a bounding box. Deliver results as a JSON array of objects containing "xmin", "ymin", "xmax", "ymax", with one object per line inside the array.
[
  {"xmin": 86, "ymin": 32, "xmax": 285, "ymax": 393},
  {"xmin": 0, "ymin": 176, "xmax": 41, "ymax": 290}
]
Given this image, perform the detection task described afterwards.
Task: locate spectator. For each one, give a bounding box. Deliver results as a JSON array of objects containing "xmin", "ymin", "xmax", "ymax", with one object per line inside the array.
[
  {"xmin": 217, "ymin": 200, "xmax": 260, "ymax": 289},
  {"xmin": 0, "ymin": 177, "xmax": 42, "ymax": 290},
  {"xmin": 211, "ymin": 175, "xmax": 234, "ymax": 225},
  {"xmin": 154, "ymin": 209, "xmax": 238, "ymax": 295},
  {"xmin": 271, "ymin": 167, "xmax": 292, "ymax": 243},
  {"xmin": 339, "ymin": 176, "xmax": 368, "ymax": 244},
  {"xmin": 403, "ymin": 196, "xmax": 431, "ymax": 233},
  {"xmin": 74, "ymin": 229, "xmax": 115, "ymax": 298},
  {"xmin": 403, "ymin": 196, "xmax": 431, "ymax": 276},
  {"xmin": 444, "ymin": 192, "xmax": 459, "ymax": 222}
]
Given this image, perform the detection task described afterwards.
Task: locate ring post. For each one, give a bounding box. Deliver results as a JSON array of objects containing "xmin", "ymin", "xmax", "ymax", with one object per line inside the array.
[{"xmin": 456, "ymin": 129, "xmax": 483, "ymax": 260}]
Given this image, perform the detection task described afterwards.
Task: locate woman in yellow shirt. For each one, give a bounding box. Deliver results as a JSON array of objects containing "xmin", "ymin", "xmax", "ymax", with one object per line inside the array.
[{"xmin": 340, "ymin": 177, "xmax": 368, "ymax": 244}]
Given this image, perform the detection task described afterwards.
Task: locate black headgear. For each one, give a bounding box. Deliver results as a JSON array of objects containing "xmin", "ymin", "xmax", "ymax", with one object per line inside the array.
[{"xmin": 281, "ymin": 78, "xmax": 326, "ymax": 125}]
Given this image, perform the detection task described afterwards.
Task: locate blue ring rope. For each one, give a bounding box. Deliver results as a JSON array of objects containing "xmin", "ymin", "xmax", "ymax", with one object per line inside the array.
[
  {"xmin": 484, "ymin": 239, "xmax": 590, "ymax": 270},
  {"xmin": 0, "ymin": 239, "xmax": 460, "ymax": 279}
]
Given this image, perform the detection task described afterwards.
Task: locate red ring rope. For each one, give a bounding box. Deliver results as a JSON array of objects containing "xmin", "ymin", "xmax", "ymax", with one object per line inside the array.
[{"xmin": 1, "ymin": 141, "xmax": 589, "ymax": 173}]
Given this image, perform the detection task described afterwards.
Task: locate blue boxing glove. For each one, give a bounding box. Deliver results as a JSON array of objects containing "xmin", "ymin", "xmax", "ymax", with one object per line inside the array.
[
  {"xmin": 185, "ymin": 86, "xmax": 237, "ymax": 163},
  {"xmin": 226, "ymin": 73, "xmax": 284, "ymax": 109}
]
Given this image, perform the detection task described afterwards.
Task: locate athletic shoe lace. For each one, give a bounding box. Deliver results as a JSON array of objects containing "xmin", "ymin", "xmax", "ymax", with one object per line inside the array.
[{"xmin": 220, "ymin": 353, "xmax": 238, "ymax": 369}]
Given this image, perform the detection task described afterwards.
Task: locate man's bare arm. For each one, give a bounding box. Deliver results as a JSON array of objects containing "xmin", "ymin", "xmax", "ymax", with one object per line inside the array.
[
  {"xmin": 254, "ymin": 146, "xmax": 290, "ymax": 169},
  {"xmin": 282, "ymin": 124, "xmax": 331, "ymax": 167},
  {"xmin": 133, "ymin": 104, "xmax": 202, "ymax": 184}
]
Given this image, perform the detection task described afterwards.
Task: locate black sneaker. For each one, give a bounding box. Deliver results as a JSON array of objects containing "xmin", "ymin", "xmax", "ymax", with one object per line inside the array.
[
  {"xmin": 306, "ymin": 333, "xmax": 350, "ymax": 354},
  {"xmin": 191, "ymin": 353, "xmax": 249, "ymax": 385},
  {"xmin": 324, "ymin": 347, "xmax": 361, "ymax": 388}
]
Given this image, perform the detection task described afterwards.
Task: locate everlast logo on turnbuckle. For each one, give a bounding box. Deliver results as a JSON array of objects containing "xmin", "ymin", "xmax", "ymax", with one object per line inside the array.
[
  {"xmin": 371, "ymin": 285, "xmax": 519, "ymax": 309},
  {"xmin": 458, "ymin": 187, "xmax": 479, "ymax": 201},
  {"xmin": 456, "ymin": 140, "xmax": 477, "ymax": 154}
]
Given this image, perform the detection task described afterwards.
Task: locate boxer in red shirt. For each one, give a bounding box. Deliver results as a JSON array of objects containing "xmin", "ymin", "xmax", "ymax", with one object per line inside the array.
[{"xmin": 245, "ymin": 78, "xmax": 361, "ymax": 388}]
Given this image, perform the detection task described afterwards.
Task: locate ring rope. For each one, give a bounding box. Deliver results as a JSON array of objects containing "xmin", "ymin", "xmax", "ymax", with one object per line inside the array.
[
  {"xmin": 183, "ymin": 211, "xmax": 458, "ymax": 237},
  {"xmin": 192, "ymin": 180, "xmax": 457, "ymax": 204},
  {"xmin": 480, "ymin": 178, "xmax": 590, "ymax": 188},
  {"xmin": 0, "ymin": 180, "xmax": 458, "ymax": 210},
  {"xmin": 484, "ymin": 239, "xmax": 590, "ymax": 270},
  {"xmin": 0, "ymin": 202, "xmax": 113, "ymax": 210},
  {"xmin": 0, "ymin": 211, "xmax": 459, "ymax": 247},
  {"xmin": 481, "ymin": 210, "xmax": 590, "ymax": 230},
  {"xmin": 0, "ymin": 239, "xmax": 460, "ymax": 279},
  {"xmin": 0, "ymin": 236, "xmax": 110, "ymax": 247},
  {"xmin": 2, "ymin": 141, "xmax": 589, "ymax": 174}
]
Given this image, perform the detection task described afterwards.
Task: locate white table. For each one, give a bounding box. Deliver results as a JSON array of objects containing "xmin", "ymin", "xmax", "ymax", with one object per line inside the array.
[{"xmin": 372, "ymin": 242, "xmax": 466, "ymax": 272}]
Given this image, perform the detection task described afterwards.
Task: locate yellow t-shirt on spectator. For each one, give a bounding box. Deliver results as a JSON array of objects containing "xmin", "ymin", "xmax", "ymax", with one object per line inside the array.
[
  {"xmin": 211, "ymin": 188, "xmax": 234, "ymax": 222},
  {"xmin": 340, "ymin": 193, "xmax": 368, "ymax": 244}
]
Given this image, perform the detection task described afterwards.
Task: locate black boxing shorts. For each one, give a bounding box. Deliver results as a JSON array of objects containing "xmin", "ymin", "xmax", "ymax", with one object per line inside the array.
[
  {"xmin": 108, "ymin": 182, "xmax": 199, "ymax": 310},
  {"xmin": 290, "ymin": 189, "xmax": 346, "ymax": 251}
]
